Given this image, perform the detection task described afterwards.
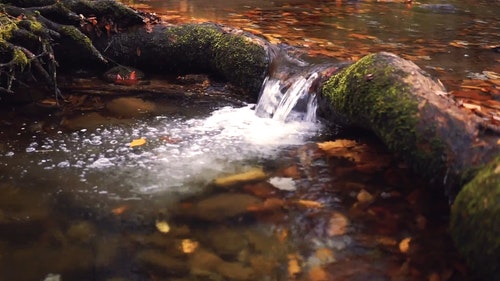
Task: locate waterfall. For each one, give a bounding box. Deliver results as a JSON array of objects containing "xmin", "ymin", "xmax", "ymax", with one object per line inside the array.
[{"xmin": 254, "ymin": 48, "xmax": 337, "ymax": 122}]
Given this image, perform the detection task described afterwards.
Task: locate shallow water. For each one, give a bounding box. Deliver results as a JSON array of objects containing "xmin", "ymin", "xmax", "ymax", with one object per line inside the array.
[
  {"xmin": 122, "ymin": 0, "xmax": 499, "ymax": 89},
  {"xmin": 0, "ymin": 0, "xmax": 494, "ymax": 280}
]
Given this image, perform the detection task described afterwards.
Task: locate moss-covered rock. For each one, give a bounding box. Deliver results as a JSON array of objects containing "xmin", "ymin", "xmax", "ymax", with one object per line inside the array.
[{"xmin": 450, "ymin": 156, "xmax": 500, "ymax": 281}]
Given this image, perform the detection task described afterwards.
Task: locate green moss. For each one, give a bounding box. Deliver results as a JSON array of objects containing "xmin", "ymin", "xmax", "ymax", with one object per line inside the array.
[
  {"xmin": 12, "ymin": 48, "xmax": 29, "ymax": 68},
  {"xmin": 0, "ymin": 15, "xmax": 18, "ymax": 41},
  {"xmin": 157, "ymin": 24, "xmax": 268, "ymax": 94},
  {"xmin": 450, "ymin": 156, "xmax": 500, "ymax": 281},
  {"xmin": 321, "ymin": 53, "xmax": 447, "ymax": 179}
]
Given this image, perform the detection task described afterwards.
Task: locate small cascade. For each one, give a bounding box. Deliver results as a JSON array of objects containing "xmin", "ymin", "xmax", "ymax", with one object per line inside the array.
[{"xmin": 255, "ymin": 48, "xmax": 337, "ymax": 122}]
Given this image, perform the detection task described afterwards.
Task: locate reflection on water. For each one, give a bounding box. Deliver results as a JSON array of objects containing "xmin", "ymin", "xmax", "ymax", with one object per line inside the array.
[{"xmin": 122, "ymin": 0, "xmax": 499, "ymax": 88}]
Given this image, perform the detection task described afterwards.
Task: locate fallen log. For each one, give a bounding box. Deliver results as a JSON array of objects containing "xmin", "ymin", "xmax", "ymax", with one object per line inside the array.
[{"xmin": 319, "ymin": 52, "xmax": 500, "ymax": 280}]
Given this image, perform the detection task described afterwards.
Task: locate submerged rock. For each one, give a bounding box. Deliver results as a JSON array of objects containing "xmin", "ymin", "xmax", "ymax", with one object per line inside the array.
[
  {"xmin": 136, "ymin": 250, "xmax": 189, "ymax": 275},
  {"xmin": 180, "ymin": 193, "xmax": 263, "ymax": 221}
]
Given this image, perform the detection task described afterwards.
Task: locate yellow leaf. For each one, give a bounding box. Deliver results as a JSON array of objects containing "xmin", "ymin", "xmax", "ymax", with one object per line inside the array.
[
  {"xmin": 155, "ymin": 220, "xmax": 170, "ymax": 234},
  {"xmin": 129, "ymin": 137, "xmax": 146, "ymax": 147},
  {"xmin": 287, "ymin": 254, "xmax": 301, "ymax": 276},
  {"xmin": 297, "ymin": 199, "xmax": 323, "ymax": 208},
  {"xmin": 213, "ymin": 167, "xmax": 268, "ymax": 187},
  {"xmin": 399, "ymin": 237, "xmax": 411, "ymax": 254},
  {"xmin": 317, "ymin": 139, "xmax": 357, "ymax": 151},
  {"xmin": 357, "ymin": 189, "xmax": 375, "ymax": 203},
  {"xmin": 181, "ymin": 239, "xmax": 199, "ymax": 254}
]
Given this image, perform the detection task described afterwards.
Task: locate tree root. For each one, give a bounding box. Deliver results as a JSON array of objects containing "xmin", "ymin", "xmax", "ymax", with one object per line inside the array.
[{"xmin": 0, "ymin": 0, "xmax": 145, "ymax": 104}]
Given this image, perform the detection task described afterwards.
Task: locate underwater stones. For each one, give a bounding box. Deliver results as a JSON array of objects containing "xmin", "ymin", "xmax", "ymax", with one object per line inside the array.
[
  {"xmin": 450, "ymin": 156, "xmax": 500, "ymax": 281},
  {"xmin": 180, "ymin": 193, "xmax": 263, "ymax": 221},
  {"xmin": 66, "ymin": 220, "xmax": 97, "ymax": 244},
  {"xmin": 189, "ymin": 248, "xmax": 255, "ymax": 280},
  {"xmin": 136, "ymin": 250, "xmax": 189, "ymax": 275}
]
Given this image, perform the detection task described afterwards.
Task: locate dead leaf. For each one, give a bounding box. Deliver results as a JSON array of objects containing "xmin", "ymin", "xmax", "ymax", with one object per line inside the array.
[
  {"xmin": 287, "ymin": 254, "xmax": 301, "ymax": 276},
  {"xmin": 399, "ymin": 237, "xmax": 411, "ymax": 254},
  {"xmin": 213, "ymin": 167, "xmax": 268, "ymax": 187},
  {"xmin": 297, "ymin": 199, "xmax": 323, "ymax": 208},
  {"xmin": 129, "ymin": 137, "xmax": 147, "ymax": 147},
  {"xmin": 357, "ymin": 189, "xmax": 375, "ymax": 203},
  {"xmin": 155, "ymin": 220, "xmax": 170, "ymax": 233},
  {"xmin": 317, "ymin": 139, "xmax": 357, "ymax": 151},
  {"xmin": 328, "ymin": 211, "xmax": 349, "ymax": 236},
  {"xmin": 181, "ymin": 239, "xmax": 199, "ymax": 254},
  {"xmin": 111, "ymin": 205, "xmax": 129, "ymax": 215}
]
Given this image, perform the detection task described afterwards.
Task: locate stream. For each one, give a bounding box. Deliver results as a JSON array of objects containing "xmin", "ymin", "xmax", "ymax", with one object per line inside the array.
[{"xmin": 1, "ymin": 0, "xmax": 498, "ymax": 280}]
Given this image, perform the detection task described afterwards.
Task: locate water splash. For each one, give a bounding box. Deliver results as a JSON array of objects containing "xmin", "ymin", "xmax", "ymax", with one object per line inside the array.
[{"xmin": 255, "ymin": 48, "xmax": 337, "ymax": 122}]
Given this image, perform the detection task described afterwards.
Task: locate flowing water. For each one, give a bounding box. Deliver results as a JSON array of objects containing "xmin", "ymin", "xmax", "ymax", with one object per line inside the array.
[{"xmin": 1, "ymin": 0, "xmax": 498, "ymax": 280}]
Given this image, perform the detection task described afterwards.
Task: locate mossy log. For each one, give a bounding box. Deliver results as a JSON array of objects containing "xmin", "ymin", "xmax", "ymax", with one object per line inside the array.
[
  {"xmin": 90, "ymin": 23, "xmax": 270, "ymax": 96},
  {"xmin": 450, "ymin": 156, "xmax": 500, "ymax": 281},
  {"xmin": 319, "ymin": 52, "xmax": 500, "ymax": 280},
  {"xmin": 320, "ymin": 52, "xmax": 499, "ymax": 195},
  {"xmin": 0, "ymin": 0, "xmax": 270, "ymax": 100}
]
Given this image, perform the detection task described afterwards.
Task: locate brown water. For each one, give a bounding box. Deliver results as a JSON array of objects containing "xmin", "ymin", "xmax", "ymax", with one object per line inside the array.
[
  {"xmin": 1, "ymin": 0, "xmax": 498, "ymax": 280},
  {"xmin": 122, "ymin": 0, "xmax": 499, "ymax": 89}
]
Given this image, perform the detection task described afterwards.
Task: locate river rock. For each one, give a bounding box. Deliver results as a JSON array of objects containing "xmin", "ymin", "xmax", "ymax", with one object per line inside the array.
[
  {"xmin": 181, "ymin": 193, "xmax": 263, "ymax": 221},
  {"xmin": 203, "ymin": 226, "xmax": 248, "ymax": 258},
  {"xmin": 136, "ymin": 249, "xmax": 189, "ymax": 275},
  {"xmin": 216, "ymin": 261, "xmax": 255, "ymax": 280},
  {"xmin": 66, "ymin": 220, "xmax": 97, "ymax": 244}
]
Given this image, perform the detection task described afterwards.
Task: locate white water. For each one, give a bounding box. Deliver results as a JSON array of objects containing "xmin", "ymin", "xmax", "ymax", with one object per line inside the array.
[
  {"xmin": 15, "ymin": 51, "xmax": 331, "ymax": 197},
  {"xmin": 21, "ymin": 104, "xmax": 320, "ymax": 196}
]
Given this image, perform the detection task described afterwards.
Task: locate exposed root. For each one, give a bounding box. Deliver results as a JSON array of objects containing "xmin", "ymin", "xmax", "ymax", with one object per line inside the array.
[{"xmin": 0, "ymin": 0, "xmax": 145, "ymax": 104}]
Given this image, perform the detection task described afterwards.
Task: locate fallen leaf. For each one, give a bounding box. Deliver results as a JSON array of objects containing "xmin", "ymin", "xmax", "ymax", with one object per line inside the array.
[
  {"xmin": 317, "ymin": 139, "xmax": 357, "ymax": 151},
  {"xmin": 399, "ymin": 237, "xmax": 411, "ymax": 254},
  {"xmin": 357, "ymin": 189, "xmax": 375, "ymax": 203},
  {"xmin": 297, "ymin": 199, "xmax": 323, "ymax": 208},
  {"xmin": 155, "ymin": 220, "xmax": 170, "ymax": 234},
  {"xmin": 181, "ymin": 239, "xmax": 199, "ymax": 254},
  {"xmin": 287, "ymin": 254, "xmax": 301, "ymax": 276},
  {"xmin": 111, "ymin": 205, "xmax": 129, "ymax": 215},
  {"xmin": 213, "ymin": 167, "xmax": 268, "ymax": 187},
  {"xmin": 129, "ymin": 137, "xmax": 147, "ymax": 147},
  {"xmin": 327, "ymin": 211, "xmax": 349, "ymax": 236}
]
